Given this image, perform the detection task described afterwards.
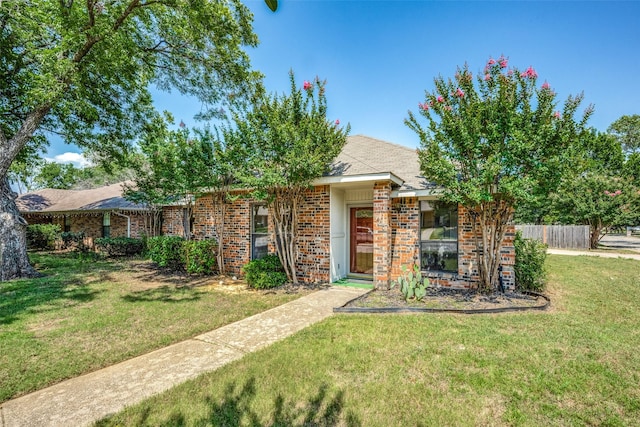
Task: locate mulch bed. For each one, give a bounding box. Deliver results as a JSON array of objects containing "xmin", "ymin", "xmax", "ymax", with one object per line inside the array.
[{"xmin": 338, "ymin": 286, "xmax": 549, "ymax": 313}]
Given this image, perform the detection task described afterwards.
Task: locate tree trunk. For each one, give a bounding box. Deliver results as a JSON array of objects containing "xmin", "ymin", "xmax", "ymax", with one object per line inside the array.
[
  {"xmin": 0, "ymin": 177, "xmax": 40, "ymax": 281},
  {"xmin": 469, "ymin": 199, "xmax": 512, "ymax": 293},
  {"xmin": 589, "ymin": 220, "xmax": 602, "ymax": 249},
  {"xmin": 270, "ymin": 187, "xmax": 302, "ymax": 285}
]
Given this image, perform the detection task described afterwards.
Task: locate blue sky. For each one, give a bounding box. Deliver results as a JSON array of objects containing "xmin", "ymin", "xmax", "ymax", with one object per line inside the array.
[{"xmin": 50, "ymin": 0, "xmax": 640, "ymax": 162}]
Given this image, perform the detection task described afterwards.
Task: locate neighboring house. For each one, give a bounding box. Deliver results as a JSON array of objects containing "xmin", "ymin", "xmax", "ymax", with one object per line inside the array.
[
  {"xmin": 163, "ymin": 135, "xmax": 515, "ymax": 290},
  {"xmin": 17, "ymin": 182, "xmax": 149, "ymax": 239}
]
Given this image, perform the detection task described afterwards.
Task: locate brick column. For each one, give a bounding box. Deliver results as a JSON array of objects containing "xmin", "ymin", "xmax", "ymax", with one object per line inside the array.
[{"xmin": 373, "ymin": 181, "xmax": 392, "ymax": 289}]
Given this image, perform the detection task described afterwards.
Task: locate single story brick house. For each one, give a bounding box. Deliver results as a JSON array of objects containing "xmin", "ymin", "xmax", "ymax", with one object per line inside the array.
[
  {"xmin": 163, "ymin": 135, "xmax": 515, "ymax": 290},
  {"xmin": 17, "ymin": 182, "xmax": 149, "ymax": 239}
]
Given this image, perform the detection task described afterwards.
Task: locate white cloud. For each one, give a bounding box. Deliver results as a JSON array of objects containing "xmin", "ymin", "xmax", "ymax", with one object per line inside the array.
[{"xmin": 45, "ymin": 152, "xmax": 92, "ymax": 168}]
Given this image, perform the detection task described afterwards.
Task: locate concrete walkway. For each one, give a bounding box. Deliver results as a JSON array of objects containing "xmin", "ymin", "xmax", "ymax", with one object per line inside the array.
[
  {"xmin": 0, "ymin": 286, "xmax": 368, "ymax": 427},
  {"xmin": 548, "ymin": 248, "xmax": 640, "ymax": 261}
]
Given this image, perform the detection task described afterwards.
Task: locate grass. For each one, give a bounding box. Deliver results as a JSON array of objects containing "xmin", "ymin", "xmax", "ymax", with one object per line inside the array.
[
  {"xmin": 97, "ymin": 255, "xmax": 640, "ymax": 426},
  {"xmin": 0, "ymin": 252, "xmax": 309, "ymax": 403}
]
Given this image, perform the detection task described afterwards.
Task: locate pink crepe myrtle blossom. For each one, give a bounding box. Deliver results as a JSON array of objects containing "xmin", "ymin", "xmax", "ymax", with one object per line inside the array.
[
  {"xmin": 499, "ymin": 57, "xmax": 508, "ymax": 68},
  {"xmin": 521, "ymin": 66, "xmax": 538, "ymax": 79},
  {"xmin": 444, "ymin": 105, "xmax": 452, "ymax": 111},
  {"xmin": 487, "ymin": 57, "xmax": 496, "ymax": 66},
  {"xmin": 437, "ymin": 95, "xmax": 444, "ymax": 103},
  {"xmin": 335, "ymin": 119, "xmax": 340, "ymax": 125},
  {"xmin": 418, "ymin": 102, "xmax": 429, "ymax": 111},
  {"xmin": 554, "ymin": 111, "xmax": 561, "ymax": 119},
  {"xmin": 456, "ymin": 88, "xmax": 464, "ymax": 98},
  {"xmin": 303, "ymin": 81, "xmax": 312, "ymax": 90},
  {"xmin": 541, "ymin": 81, "xmax": 551, "ymax": 90},
  {"xmin": 484, "ymin": 73, "xmax": 491, "ymax": 81}
]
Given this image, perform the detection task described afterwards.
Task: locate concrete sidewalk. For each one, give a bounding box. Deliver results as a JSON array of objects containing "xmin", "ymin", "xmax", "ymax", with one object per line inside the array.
[
  {"xmin": 0, "ymin": 286, "xmax": 368, "ymax": 427},
  {"xmin": 548, "ymin": 248, "xmax": 640, "ymax": 261}
]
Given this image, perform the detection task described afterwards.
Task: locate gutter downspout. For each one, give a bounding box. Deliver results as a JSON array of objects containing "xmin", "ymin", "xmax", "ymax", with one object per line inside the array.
[{"xmin": 111, "ymin": 211, "xmax": 131, "ymax": 237}]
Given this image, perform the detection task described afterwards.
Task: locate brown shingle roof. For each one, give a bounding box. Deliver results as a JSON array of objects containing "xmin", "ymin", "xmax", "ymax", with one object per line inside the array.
[
  {"xmin": 328, "ymin": 135, "xmax": 434, "ymax": 191},
  {"xmin": 16, "ymin": 182, "xmax": 145, "ymax": 213}
]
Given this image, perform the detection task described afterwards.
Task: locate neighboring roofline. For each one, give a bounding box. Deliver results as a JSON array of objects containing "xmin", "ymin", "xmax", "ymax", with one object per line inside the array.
[{"xmin": 314, "ymin": 172, "xmax": 404, "ymax": 187}]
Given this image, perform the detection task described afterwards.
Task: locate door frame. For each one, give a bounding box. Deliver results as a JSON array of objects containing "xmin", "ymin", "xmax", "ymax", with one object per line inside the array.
[{"xmin": 348, "ymin": 205, "xmax": 374, "ymax": 277}]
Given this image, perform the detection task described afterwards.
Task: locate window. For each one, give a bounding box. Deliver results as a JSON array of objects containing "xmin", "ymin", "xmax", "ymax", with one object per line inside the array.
[
  {"xmin": 251, "ymin": 204, "xmax": 268, "ymax": 260},
  {"xmin": 102, "ymin": 212, "xmax": 111, "ymax": 238},
  {"xmin": 420, "ymin": 201, "xmax": 458, "ymax": 273},
  {"xmin": 64, "ymin": 215, "xmax": 71, "ymax": 233}
]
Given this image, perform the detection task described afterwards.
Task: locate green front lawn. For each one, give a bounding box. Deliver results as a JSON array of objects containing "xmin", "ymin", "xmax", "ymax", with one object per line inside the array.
[
  {"xmin": 0, "ymin": 253, "xmax": 309, "ymax": 403},
  {"xmin": 98, "ymin": 255, "xmax": 640, "ymax": 426}
]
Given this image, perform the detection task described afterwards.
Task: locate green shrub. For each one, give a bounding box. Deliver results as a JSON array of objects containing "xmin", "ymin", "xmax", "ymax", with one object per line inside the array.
[
  {"xmin": 60, "ymin": 231, "xmax": 85, "ymax": 249},
  {"xmin": 392, "ymin": 264, "xmax": 429, "ymax": 301},
  {"xmin": 95, "ymin": 237, "xmax": 145, "ymax": 257},
  {"xmin": 184, "ymin": 239, "xmax": 218, "ymax": 274},
  {"xmin": 514, "ymin": 231, "xmax": 548, "ymax": 292},
  {"xmin": 26, "ymin": 224, "xmax": 60, "ymax": 251},
  {"xmin": 147, "ymin": 236, "xmax": 185, "ymax": 270},
  {"xmin": 242, "ymin": 254, "xmax": 288, "ymax": 289}
]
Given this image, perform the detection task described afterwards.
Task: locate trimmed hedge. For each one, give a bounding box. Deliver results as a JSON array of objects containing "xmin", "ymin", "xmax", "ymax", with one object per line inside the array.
[
  {"xmin": 514, "ymin": 231, "xmax": 548, "ymax": 292},
  {"xmin": 184, "ymin": 240, "xmax": 218, "ymax": 274},
  {"xmin": 147, "ymin": 236, "xmax": 186, "ymax": 270},
  {"xmin": 60, "ymin": 231, "xmax": 85, "ymax": 249},
  {"xmin": 147, "ymin": 236, "xmax": 217, "ymax": 274},
  {"xmin": 242, "ymin": 254, "xmax": 288, "ymax": 289},
  {"xmin": 26, "ymin": 224, "xmax": 60, "ymax": 251},
  {"xmin": 95, "ymin": 237, "xmax": 145, "ymax": 257}
]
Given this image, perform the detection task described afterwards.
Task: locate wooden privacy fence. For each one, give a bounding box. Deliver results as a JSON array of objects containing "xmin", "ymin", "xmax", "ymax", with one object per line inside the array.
[{"xmin": 515, "ymin": 225, "xmax": 590, "ymax": 250}]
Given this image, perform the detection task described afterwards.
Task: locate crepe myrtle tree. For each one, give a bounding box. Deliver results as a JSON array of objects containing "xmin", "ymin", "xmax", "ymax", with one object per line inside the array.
[
  {"xmin": 0, "ymin": 0, "xmax": 277, "ymax": 281},
  {"xmin": 551, "ymin": 174, "xmax": 640, "ymax": 249},
  {"xmin": 225, "ymin": 72, "xmax": 349, "ymax": 284},
  {"xmin": 127, "ymin": 114, "xmax": 243, "ymax": 273},
  {"xmin": 406, "ymin": 56, "xmax": 592, "ymax": 292}
]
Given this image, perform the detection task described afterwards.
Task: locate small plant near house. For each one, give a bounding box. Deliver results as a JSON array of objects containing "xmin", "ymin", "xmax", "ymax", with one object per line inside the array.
[
  {"xmin": 147, "ymin": 236, "xmax": 185, "ymax": 270},
  {"xmin": 514, "ymin": 231, "xmax": 548, "ymax": 292},
  {"xmin": 392, "ymin": 265, "xmax": 430, "ymax": 301},
  {"xmin": 242, "ymin": 255, "xmax": 288, "ymax": 289},
  {"xmin": 183, "ymin": 240, "xmax": 218, "ymax": 274},
  {"xmin": 60, "ymin": 231, "xmax": 85, "ymax": 249},
  {"xmin": 26, "ymin": 224, "xmax": 61, "ymax": 251},
  {"xmin": 95, "ymin": 237, "xmax": 145, "ymax": 258}
]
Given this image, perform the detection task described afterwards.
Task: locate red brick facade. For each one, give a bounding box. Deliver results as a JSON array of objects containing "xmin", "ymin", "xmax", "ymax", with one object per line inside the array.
[
  {"xmin": 373, "ymin": 182, "xmax": 392, "ymax": 288},
  {"xmin": 163, "ymin": 187, "xmax": 332, "ymax": 283},
  {"xmin": 23, "ymin": 212, "xmax": 148, "ymax": 239},
  {"xmin": 160, "ymin": 183, "xmax": 515, "ymax": 290},
  {"xmin": 387, "ymin": 198, "xmax": 515, "ymax": 290}
]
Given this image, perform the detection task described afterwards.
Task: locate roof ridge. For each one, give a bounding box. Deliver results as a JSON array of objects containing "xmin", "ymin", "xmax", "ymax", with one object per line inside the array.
[{"xmin": 348, "ymin": 134, "xmax": 418, "ymax": 153}]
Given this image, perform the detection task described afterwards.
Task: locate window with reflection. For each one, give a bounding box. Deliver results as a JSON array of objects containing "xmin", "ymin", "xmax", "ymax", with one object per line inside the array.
[
  {"xmin": 102, "ymin": 212, "xmax": 111, "ymax": 238},
  {"xmin": 420, "ymin": 201, "xmax": 458, "ymax": 273},
  {"xmin": 251, "ymin": 204, "xmax": 268, "ymax": 260}
]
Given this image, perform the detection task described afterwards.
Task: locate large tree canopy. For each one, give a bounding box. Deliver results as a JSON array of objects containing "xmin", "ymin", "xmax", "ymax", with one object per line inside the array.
[
  {"xmin": 406, "ymin": 57, "xmax": 592, "ymax": 291},
  {"xmin": 0, "ymin": 0, "xmax": 264, "ymax": 280},
  {"xmin": 608, "ymin": 114, "xmax": 640, "ymax": 154}
]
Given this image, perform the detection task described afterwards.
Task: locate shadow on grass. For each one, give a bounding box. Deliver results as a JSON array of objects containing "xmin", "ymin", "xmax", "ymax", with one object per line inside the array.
[
  {"xmin": 0, "ymin": 276, "xmax": 102, "ymax": 325},
  {"xmin": 121, "ymin": 286, "xmax": 202, "ymax": 303},
  {"xmin": 97, "ymin": 377, "xmax": 361, "ymax": 426}
]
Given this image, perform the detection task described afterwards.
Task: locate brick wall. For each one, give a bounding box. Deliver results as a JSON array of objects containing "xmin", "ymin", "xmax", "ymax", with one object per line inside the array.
[
  {"xmin": 168, "ymin": 187, "xmax": 331, "ymax": 282},
  {"xmin": 295, "ymin": 185, "xmax": 331, "ymax": 284},
  {"xmin": 162, "ymin": 206, "xmax": 185, "ymax": 237},
  {"xmin": 159, "ymin": 187, "xmax": 515, "ymax": 290},
  {"xmin": 25, "ymin": 211, "xmax": 149, "ymax": 239},
  {"xmin": 390, "ymin": 196, "xmax": 420, "ymax": 280},
  {"xmin": 387, "ymin": 200, "xmax": 515, "ymax": 290},
  {"xmin": 373, "ymin": 182, "xmax": 392, "ymax": 288}
]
